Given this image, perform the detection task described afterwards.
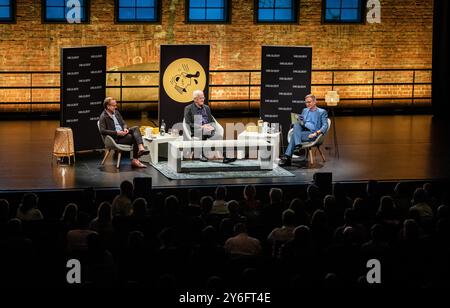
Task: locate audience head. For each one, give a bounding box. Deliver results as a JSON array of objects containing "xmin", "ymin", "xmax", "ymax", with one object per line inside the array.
[
  {"xmin": 226, "ymin": 200, "xmax": 240, "ymax": 215},
  {"xmin": 423, "ymin": 182, "xmax": 433, "ymax": 196},
  {"xmin": 200, "ymin": 196, "xmax": 214, "ymax": 214},
  {"xmin": 394, "ymin": 181, "xmax": 409, "ymax": 197},
  {"xmin": 412, "ymin": 188, "xmax": 428, "ymax": 205},
  {"xmin": 370, "ymin": 224, "xmax": 384, "ymax": 242},
  {"xmin": 342, "ymin": 226, "xmax": 356, "ymax": 245},
  {"xmin": 343, "ymin": 208, "xmax": 356, "ymax": 225},
  {"xmin": 132, "ymin": 198, "xmax": 147, "ymax": 218},
  {"xmin": 19, "ymin": 192, "xmax": 39, "ymax": 214},
  {"xmin": 158, "ymin": 227, "xmax": 175, "ymax": 247},
  {"xmin": 311, "ymin": 209, "xmax": 328, "ymax": 229},
  {"xmin": 352, "ymin": 197, "xmax": 366, "ymax": 213},
  {"xmin": 86, "ymin": 232, "xmax": 102, "ymax": 253},
  {"xmin": 323, "ymin": 195, "xmax": 337, "ymax": 212},
  {"xmin": 269, "ymin": 188, "xmax": 283, "ymax": 204},
  {"xmin": 97, "ymin": 201, "xmax": 112, "ymax": 223},
  {"xmin": 164, "ymin": 195, "xmax": 180, "ymax": 216},
  {"xmin": 215, "ymin": 186, "xmax": 227, "ymax": 201},
  {"xmin": 120, "ymin": 180, "xmax": 134, "ymax": 199},
  {"xmin": 61, "ymin": 203, "xmax": 78, "ymax": 223},
  {"xmin": 7, "ymin": 218, "xmax": 23, "ymax": 237},
  {"xmin": 377, "ymin": 196, "xmax": 396, "ymax": 219},
  {"xmin": 128, "ymin": 230, "xmax": 145, "ymax": 250},
  {"xmin": 243, "ymin": 185, "xmax": 256, "ymax": 200},
  {"xmin": 293, "ymin": 225, "xmax": 311, "ymax": 244},
  {"xmin": 307, "ymin": 184, "xmax": 321, "ymax": 200},
  {"xmin": 323, "ymin": 273, "xmax": 340, "ymax": 288},
  {"xmin": 289, "ymin": 198, "xmax": 306, "ymax": 213},
  {"xmin": 201, "ymin": 225, "xmax": 217, "ymax": 245},
  {"xmin": 403, "ymin": 219, "xmax": 419, "ymax": 240},
  {"xmin": 282, "ymin": 209, "xmax": 296, "ymax": 227},
  {"xmin": 437, "ymin": 204, "xmax": 449, "ymax": 220},
  {"xmin": 233, "ymin": 222, "xmax": 247, "ymax": 235}
]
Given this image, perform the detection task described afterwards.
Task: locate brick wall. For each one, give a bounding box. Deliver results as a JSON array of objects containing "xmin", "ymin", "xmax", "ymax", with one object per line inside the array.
[{"xmin": 0, "ymin": 0, "xmax": 433, "ymax": 112}]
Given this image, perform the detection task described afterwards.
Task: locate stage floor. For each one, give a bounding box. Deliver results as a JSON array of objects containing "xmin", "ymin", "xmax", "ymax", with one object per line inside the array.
[{"xmin": 0, "ymin": 115, "xmax": 449, "ymax": 191}]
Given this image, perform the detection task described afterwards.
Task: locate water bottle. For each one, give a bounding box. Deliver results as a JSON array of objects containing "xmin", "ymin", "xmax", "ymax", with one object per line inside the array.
[{"xmin": 160, "ymin": 119, "xmax": 166, "ymax": 136}]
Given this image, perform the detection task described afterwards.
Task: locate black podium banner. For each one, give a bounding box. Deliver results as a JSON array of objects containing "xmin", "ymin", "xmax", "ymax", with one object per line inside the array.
[
  {"xmin": 260, "ymin": 46, "xmax": 312, "ymax": 150},
  {"xmin": 159, "ymin": 45, "xmax": 210, "ymax": 130},
  {"xmin": 61, "ymin": 46, "xmax": 106, "ymax": 151}
]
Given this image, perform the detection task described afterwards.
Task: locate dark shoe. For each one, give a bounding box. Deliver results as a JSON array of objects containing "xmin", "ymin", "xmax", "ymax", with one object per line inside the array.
[
  {"xmin": 293, "ymin": 147, "xmax": 307, "ymax": 161},
  {"xmin": 199, "ymin": 155, "xmax": 209, "ymax": 162},
  {"xmin": 278, "ymin": 156, "xmax": 291, "ymax": 167},
  {"xmin": 222, "ymin": 157, "xmax": 237, "ymax": 164},
  {"xmin": 137, "ymin": 149, "xmax": 150, "ymax": 157}
]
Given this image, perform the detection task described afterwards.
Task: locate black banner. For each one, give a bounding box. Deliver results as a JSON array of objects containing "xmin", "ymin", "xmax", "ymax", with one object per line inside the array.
[
  {"xmin": 61, "ymin": 46, "xmax": 106, "ymax": 151},
  {"xmin": 159, "ymin": 45, "xmax": 210, "ymax": 129},
  {"xmin": 260, "ymin": 46, "xmax": 312, "ymax": 150}
]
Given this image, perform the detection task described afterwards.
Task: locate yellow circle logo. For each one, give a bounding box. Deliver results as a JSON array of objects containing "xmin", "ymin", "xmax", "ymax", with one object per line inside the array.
[{"xmin": 162, "ymin": 58, "xmax": 207, "ymax": 103}]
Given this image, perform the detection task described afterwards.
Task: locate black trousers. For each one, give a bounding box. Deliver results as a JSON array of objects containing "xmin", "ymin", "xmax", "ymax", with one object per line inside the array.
[
  {"xmin": 117, "ymin": 126, "xmax": 143, "ymax": 159},
  {"xmin": 201, "ymin": 134, "xmax": 230, "ymax": 158}
]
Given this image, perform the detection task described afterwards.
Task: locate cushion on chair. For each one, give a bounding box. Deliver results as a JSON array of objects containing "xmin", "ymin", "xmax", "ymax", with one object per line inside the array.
[{"xmin": 104, "ymin": 135, "xmax": 133, "ymax": 151}]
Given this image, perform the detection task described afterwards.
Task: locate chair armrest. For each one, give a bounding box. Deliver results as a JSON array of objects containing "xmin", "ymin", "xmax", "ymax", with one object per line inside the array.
[{"xmin": 104, "ymin": 135, "xmax": 117, "ymax": 149}]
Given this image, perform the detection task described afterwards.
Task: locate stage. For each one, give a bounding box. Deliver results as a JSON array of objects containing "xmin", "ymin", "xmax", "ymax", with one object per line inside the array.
[{"xmin": 0, "ymin": 115, "xmax": 449, "ymax": 191}]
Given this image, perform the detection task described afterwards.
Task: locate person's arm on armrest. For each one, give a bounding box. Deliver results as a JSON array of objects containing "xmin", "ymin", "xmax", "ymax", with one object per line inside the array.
[{"xmin": 317, "ymin": 110, "xmax": 329, "ymax": 135}]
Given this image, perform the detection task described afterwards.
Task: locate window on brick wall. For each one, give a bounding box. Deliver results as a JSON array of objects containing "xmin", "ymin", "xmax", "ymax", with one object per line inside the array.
[
  {"xmin": 186, "ymin": 0, "xmax": 230, "ymax": 23},
  {"xmin": 323, "ymin": 0, "xmax": 365, "ymax": 23},
  {"xmin": 116, "ymin": 0, "xmax": 160, "ymax": 23},
  {"xmin": 255, "ymin": 0, "xmax": 298, "ymax": 23},
  {"xmin": 42, "ymin": 0, "xmax": 89, "ymax": 23},
  {"xmin": 0, "ymin": 0, "xmax": 14, "ymax": 23}
]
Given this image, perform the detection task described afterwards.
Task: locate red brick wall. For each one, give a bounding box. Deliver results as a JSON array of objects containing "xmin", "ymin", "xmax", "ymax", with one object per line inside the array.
[{"xmin": 0, "ymin": 0, "xmax": 433, "ymax": 111}]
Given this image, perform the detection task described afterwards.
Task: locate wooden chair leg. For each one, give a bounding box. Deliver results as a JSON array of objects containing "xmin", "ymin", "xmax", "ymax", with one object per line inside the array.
[
  {"xmin": 116, "ymin": 151, "xmax": 122, "ymax": 169},
  {"xmin": 309, "ymin": 148, "xmax": 314, "ymax": 165},
  {"xmin": 68, "ymin": 155, "xmax": 71, "ymax": 165},
  {"xmin": 318, "ymin": 147, "xmax": 326, "ymax": 162},
  {"xmin": 101, "ymin": 149, "xmax": 110, "ymax": 165}
]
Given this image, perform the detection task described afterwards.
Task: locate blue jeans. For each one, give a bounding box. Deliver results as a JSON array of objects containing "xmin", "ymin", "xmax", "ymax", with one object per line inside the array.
[{"xmin": 285, "ymin": 123, "xmax": 316, "ymax": 157}]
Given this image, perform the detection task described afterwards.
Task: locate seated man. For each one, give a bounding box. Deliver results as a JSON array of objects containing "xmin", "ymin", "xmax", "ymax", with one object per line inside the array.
[
  {"xmin": 279, "ymin": 94, "xmax": 328, "ymax": 167},
  {"xmin": 99, "ymin": 97, "xmax": 149, "ymax": 168},
  {"xmin": 184, "ymin": 90, "xmax": 236, "ymax": 163}
]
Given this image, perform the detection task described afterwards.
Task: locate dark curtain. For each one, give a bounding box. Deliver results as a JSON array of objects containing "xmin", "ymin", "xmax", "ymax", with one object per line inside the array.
[{"xmin": 432, "ymin": 0, "xmax": 450, "ymax": 117}]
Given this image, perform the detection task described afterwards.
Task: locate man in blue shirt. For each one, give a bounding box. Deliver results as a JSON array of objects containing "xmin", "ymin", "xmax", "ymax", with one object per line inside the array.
[{"xmin": 279, "ymin": 94, "xmax": 329, "ymax": 167}]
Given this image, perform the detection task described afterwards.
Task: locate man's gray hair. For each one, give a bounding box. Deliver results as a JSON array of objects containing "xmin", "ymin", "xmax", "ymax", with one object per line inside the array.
[
  {"xmin": 305, "ymin": 94, "xmax": 316, "ymax": 101},
  {"xmin": 193, "ymin": 90, "xmax": 204, "ymax": 99}
]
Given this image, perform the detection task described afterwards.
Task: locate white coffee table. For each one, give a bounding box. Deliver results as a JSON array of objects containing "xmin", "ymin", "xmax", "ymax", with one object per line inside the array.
[
  {"xmin": 167, "ymin": 139, "xmax": 273, "ymax": 173},
  {"xmin": 141, "ymin": 134, "xmax": 183, "ymax": 164},
  {"xmin": 237, "ymin": 131, "xmax": 281, "ymax": 162}
]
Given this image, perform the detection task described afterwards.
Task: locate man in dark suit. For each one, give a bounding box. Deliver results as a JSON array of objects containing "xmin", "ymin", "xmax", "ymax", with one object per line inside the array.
[
  {"xmin": 99, "ymin": 97, "xmax": 149, "ymax": 168},
  {"xmin": 184, "ymin": 90, "xmax": 236, "ymax": 163}
]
